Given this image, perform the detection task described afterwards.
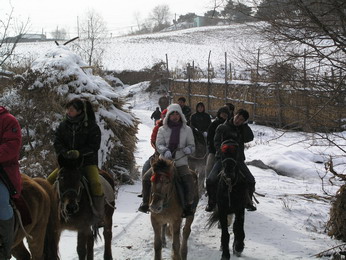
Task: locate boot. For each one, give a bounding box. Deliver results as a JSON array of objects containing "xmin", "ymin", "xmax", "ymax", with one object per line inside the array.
[
  {"xmin": 205, "ymin": 179, "xmax": 217, "ymax": 212},
  {"xmin": 0, "ymin": 217, "xmax": 14, "ymax": 260},
  {"xmin": 181, "ymin": 174, "xmax": 194, "ymax": 218},
  {"xmin": 92, "ymin": 195, "xmax": 105, "ymax": 225},
  {"xmin": 138, "ymin": 180, "xmax": 151, "ymax": 213},
  {"xmin": 245, "ymin": 183, "xmax": 256, "ymax": 212}
]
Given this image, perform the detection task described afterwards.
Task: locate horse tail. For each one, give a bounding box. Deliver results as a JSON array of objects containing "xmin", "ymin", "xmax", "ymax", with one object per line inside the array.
[
  {"xmin": 206, "ymin": 206, "xmax": 220, "ymax": 229},
  {"xmin": 34, "ymin": 178, "xmax": 61, "ymax": 260}
]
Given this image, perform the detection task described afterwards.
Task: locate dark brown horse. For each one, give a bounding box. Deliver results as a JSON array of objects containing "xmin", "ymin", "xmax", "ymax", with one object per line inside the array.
[
  {"xmin": 11, "ymin": 174, "xmax": 60, "ymax": 260},
  {"xmin": 207, "ymin": 139, "xmax": 248, "ymax": 260},
  {"xmin": 54, "ymin": 156, "xmax": 115, "ymax": 260},
  {"xmin": 149, "ymin": 158, "xmax": 199, "ymax": 260}
]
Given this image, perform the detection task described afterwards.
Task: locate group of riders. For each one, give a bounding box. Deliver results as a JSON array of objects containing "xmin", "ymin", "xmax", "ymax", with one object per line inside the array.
[
  {"xmin": 0, "ymin": 95, "xmax": 256, "ymax": 259},
  {"xmin": 138, "ymin": 96, "xmax": 257, "ymax": 218},
  {"xmin": 0, "ymin": 98, "xmax": 104, "ymax": 259}
]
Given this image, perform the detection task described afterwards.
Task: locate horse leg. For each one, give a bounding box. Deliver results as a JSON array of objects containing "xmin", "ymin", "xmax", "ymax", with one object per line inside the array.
[
  {"xmin": 232, "ymin": 209, "xmax": 245, "ymax": 257},
  {"xmin": 103, "ymin": 204, "xmax": 114, "ymax": 260},
  {"xmin": 219, "ymin": 211, "xmax": 230, "ymax": 260},
  {"xmin": 151, "ymin": 218, "xmax": 163, "ymax": 260},
  {"xmin": 77, "ymin": 230, "xmax": 93, "ymax": 260},
  {"xmin": 171, "ymin": 220, "xmax": 182, "ymax": 260},
  {"xmin": 161, "ymin": 224, "xmax": 167, "ymax": 248},
  {"xmin": 11, "ymin": 241, "xmax": 31, "ymax": 260},
  {"xmin": 181, "ymin": 216, "xmax": 193, "ymax": 260}
]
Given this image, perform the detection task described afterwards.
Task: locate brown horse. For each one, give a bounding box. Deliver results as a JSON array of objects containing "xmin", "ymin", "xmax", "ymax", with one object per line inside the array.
[
  {"xmin": 11, "ymin": 174, "xmax": 60, "ymax": 260},
  {"xmin": 149, "ymin": 158, "xmax": 199, "ymax": 260},
  {"xmin": 54, "ymin": 156, "xmax": 115, "ymax": 260}
]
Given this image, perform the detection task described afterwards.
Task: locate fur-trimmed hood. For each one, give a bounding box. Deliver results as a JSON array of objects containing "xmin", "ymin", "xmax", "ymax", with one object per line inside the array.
[{"xmin": 163, "ymin": 103, "xmax": 187, "ymax": 126}]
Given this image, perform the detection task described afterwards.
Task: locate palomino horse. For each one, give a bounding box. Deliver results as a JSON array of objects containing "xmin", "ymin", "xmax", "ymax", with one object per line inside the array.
[
  {"xmin": 207, "ymin": 139, "xmax": 248, "ymax": 260},
  {"xmin": 149, "ymin": 158, "xmax": 199, "ymax": 260},
  {"xmin": 54, "ymin": 156, "xmax": 115, "ymax": 260},
  {"xmin": 11, "ymin": 174, "xmax": 60, "ymax": 260}
]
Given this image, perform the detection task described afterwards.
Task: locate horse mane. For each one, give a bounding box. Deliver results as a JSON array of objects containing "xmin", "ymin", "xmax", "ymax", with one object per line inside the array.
[{"xmin": 152, "ymin": 158, "xmax": 173, "ymax": 175}]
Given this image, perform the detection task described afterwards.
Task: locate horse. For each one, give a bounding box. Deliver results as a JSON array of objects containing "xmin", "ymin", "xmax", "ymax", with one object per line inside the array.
[
  {"xmin": 54, "ymin": 155, "xmax": 115, "ymax": 260},
  {"xmin": 149, "ymin": 158, "xmax": 199, "ymax": 260},
  {"xmin": 11, "ymin": 174, "xmax": 60, "ymax": 260},
  {"xmin": 207, "ymin": 139, "xmax": 248, "ymax": 260},
  {"xmin": 188, "ymin": 127, "xmax": 207, "ymax": 195}
]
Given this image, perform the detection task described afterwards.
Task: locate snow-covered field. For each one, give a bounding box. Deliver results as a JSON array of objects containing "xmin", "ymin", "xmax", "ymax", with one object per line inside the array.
[{"xmin": 13, "ymin": 24, "xmax": 264, "ymax": 74}]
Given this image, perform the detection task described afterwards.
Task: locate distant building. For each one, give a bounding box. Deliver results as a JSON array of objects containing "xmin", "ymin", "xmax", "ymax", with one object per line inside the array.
[
  {"xmin": 193, "ymin": 16, "xmax": 225, "ymax": 27},
  {"xmin": 5, "ymin": 33, "xmax": 47, "ymax": 43}
]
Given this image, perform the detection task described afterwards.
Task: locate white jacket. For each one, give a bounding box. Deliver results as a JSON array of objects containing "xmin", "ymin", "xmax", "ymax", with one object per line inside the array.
[{"xmin": 156, "ymin": 103, "xmax": 195, "ymax": 167}]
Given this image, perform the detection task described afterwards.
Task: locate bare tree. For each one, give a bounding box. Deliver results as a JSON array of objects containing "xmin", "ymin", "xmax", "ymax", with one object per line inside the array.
[
  {"xmin": 150, "ymin": 5, "xmax": 171, "ymax": 32},
  {"xmin": 0, "ymin": 4, "xmax": 29, "ymax": 67},
  {"xmin": 73, "ymin": 10, "xmax": 107, "ymax": 66},
  {"xmin": 50, "ymin": 27, "xmax": 67, "ymax": 40}
]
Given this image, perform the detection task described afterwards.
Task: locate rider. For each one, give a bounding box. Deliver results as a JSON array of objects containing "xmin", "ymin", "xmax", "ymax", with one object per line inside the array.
[
  {"xmin": 190, "ymin": 102, "xmax": 211, "ymax": 138},
  {"xmin": 206, "ymin": 108, "xmax": 256, "ymax": 212},
  {"xmin": 138, "ymin": 103, "xmax": 195, "ymax": 217},
  {"xmin": 177, "ymin": 97, "xmax": 192, "ymax": 125},
  {"xmin": 47, "ymin": 98, "xmax": 104, "ymax": 223},
  {"xmin": 141, "ymin": 109, "xmax": 168, "ymax": 178},
  {"xmin": 0, "ymin": 106, "xmax": 22, "ymax": 260}
]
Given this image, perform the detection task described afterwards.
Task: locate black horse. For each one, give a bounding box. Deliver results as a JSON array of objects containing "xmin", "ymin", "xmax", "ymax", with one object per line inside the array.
[
  {"xmin": 55, "ymin": 155, "xmax": 115, "ymax": 260},
  {"xmin": 207, "ymin": 139, "xmax": 248, "ymax": 260}
]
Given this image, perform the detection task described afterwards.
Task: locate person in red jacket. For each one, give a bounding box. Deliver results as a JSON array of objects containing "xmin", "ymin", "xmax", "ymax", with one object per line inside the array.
[{"xmin": 0, "ymin": 106, "xmax": 22, "ymax": 259}]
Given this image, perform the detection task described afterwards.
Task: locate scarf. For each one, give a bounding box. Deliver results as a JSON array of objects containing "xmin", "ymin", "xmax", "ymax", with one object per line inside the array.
[{"xmin": 167, "ymin": 120, "xmax": 182, "ymax": 156}]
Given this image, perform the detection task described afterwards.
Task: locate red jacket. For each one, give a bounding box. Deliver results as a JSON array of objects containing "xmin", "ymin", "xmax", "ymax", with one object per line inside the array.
[
  {"xmin": 150, "ymin": 120, "xmax": 163, "ymax": 149},
  {"xmin": 0, "ymin": 107, "xmax": 22, "ymax": 197}
]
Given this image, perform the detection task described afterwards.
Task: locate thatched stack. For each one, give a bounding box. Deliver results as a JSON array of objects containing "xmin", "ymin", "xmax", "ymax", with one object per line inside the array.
[
  {"xmin": 327, "ymin": 184, "xmax": 346, "ymax": 241},
  {"xmin": 1, "ymin": 46, "xmax": 138, "ymax": 182}
]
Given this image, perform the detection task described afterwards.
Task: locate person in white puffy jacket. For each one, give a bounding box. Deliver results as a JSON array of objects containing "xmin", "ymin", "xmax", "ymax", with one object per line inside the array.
[{"xmin": 138, "ymin": 103, "xmax": 196, "ymax": 217}]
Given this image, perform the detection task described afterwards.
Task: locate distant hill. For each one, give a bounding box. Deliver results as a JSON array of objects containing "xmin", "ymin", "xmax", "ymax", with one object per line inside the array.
[{"xmin": 14, "ymin": 23, "xmax": 264, "ymax": 74}]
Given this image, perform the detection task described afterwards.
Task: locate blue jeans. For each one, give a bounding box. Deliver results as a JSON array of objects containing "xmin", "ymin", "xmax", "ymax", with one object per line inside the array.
[{"xmin": 0, "ymin": 180, "xmax": 13, "ymax": 220}]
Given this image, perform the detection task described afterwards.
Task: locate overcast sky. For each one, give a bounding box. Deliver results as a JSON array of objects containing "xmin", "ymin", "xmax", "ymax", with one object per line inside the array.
[{"xmin": 6, "ymin": 0, "xmax": 211, "ymax": 37}]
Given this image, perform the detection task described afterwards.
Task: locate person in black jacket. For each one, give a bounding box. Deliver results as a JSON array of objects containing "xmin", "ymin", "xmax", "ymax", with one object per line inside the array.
[
  {"xmin": 177, "ymin": 97, "xmax": 192, "ymax": 124},
  {"xmin": 190, "ymin": 102, "xmax": 211, "ymax": 137},
  {"xmin": 205, "ymin": 108, "xmax": 256, "ymax": 212},
  {"xmin": 47, "ymin": 98, "xmax": 104, "ymax": 222},
  {"xmin": 150, "ymin": 107, "xmax": 161, "ymax": 125}
]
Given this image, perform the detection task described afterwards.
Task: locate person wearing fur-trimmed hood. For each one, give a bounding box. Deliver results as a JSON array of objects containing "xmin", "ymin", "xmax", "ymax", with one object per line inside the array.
[{"xmin": 138, "ymin": 103, "xmax": 196, "ymax": 217}]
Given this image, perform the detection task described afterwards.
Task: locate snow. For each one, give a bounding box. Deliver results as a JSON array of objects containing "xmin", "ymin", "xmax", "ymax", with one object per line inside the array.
[{"xmin": 53, "ymin": 86, "xmax": 344, "ymax": 260}]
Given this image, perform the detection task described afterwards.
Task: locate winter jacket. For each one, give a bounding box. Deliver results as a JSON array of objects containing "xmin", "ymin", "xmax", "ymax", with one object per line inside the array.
[
  {"xmin": 151, "ymin": 109, "xmax": 161, "ymax": 121},
  {"xmin": 181, "ymin": 105, "xmax": 192, "ymax": 123},
  {"xmin": 150, "ymin": 120, "xmax": 163, "ymax": 149},
  {"xmin": 190, "ymin": 102, "xmax": 211, "ymax": 133},
  {"xmin": 0, "ymin": 107, "xmax": 22, "ymax": 198},
  {"xmin": 214, "ymin": 117, "xmax": 254, "ymax": 161},
  {"xmin": 54, "ymin": 114, "xmax": 101, "ymax": 166},
  {"xmin": 207, "ymin": 106, "xmax": 231, "ymax": 154},
  {"xmin": 156, "ymin": 104, "xmax": 195, "ymax": 167}
]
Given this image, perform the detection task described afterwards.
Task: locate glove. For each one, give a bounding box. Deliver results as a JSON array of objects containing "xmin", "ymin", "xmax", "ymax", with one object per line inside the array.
[
  {"xmin": 163, "ymin": 150, "xmax": 172, "ymax": 159},
  {"xmin": 183, "ymin": 147, "xmax": 192, "ymax": 155},
  {"xmin": 64, "ymin": 150, "xmax": 80, "ymax": 159},
  {"xmin": 203, "ymin": 132, "xmax": 208, "ymax": 138}
]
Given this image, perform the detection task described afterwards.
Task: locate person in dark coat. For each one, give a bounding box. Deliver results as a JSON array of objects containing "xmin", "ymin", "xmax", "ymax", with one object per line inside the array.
[
  {"xmin": 206, "ymin": 108, "xmax": 256, "ymax": 212},
  {"xmin": 177, "ymin": 97, "xmax": 192, "ymax": 124},
  {"xmin": 47, "ymin": 98, "xmax": 104, "ymax": 223},
  {"xmin": 205, "ymin": 106, "xmax": 232, "ymax": 179},
  {"xmin": 0, "ymin": 106, "xmax": 22, "ymax": 259},
  {"xmin": 150, "ymin": 107, "xmax": 161, "ymax": 125},
  {"xmin": 190, "ymin": 102, "xmax": 211, "ymax": 137}
]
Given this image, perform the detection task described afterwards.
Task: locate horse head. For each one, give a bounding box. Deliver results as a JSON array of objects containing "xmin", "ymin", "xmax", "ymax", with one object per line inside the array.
[
  {"xmin": 56, "ymin": 154, "xmax": 84, "ymax": 217},
  {"xmin": 149, "ymin": 158, "xmax": 175, "ymax": 213},
  {"xmin": 220, "ymin": 139, "xmax": 239, "ymax": 181}
]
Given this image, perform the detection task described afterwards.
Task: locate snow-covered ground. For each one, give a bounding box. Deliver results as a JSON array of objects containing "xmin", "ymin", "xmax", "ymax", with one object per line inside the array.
[{"xmin": 55, "ymin": 83, "xmax": 345, "ymax": 260}]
